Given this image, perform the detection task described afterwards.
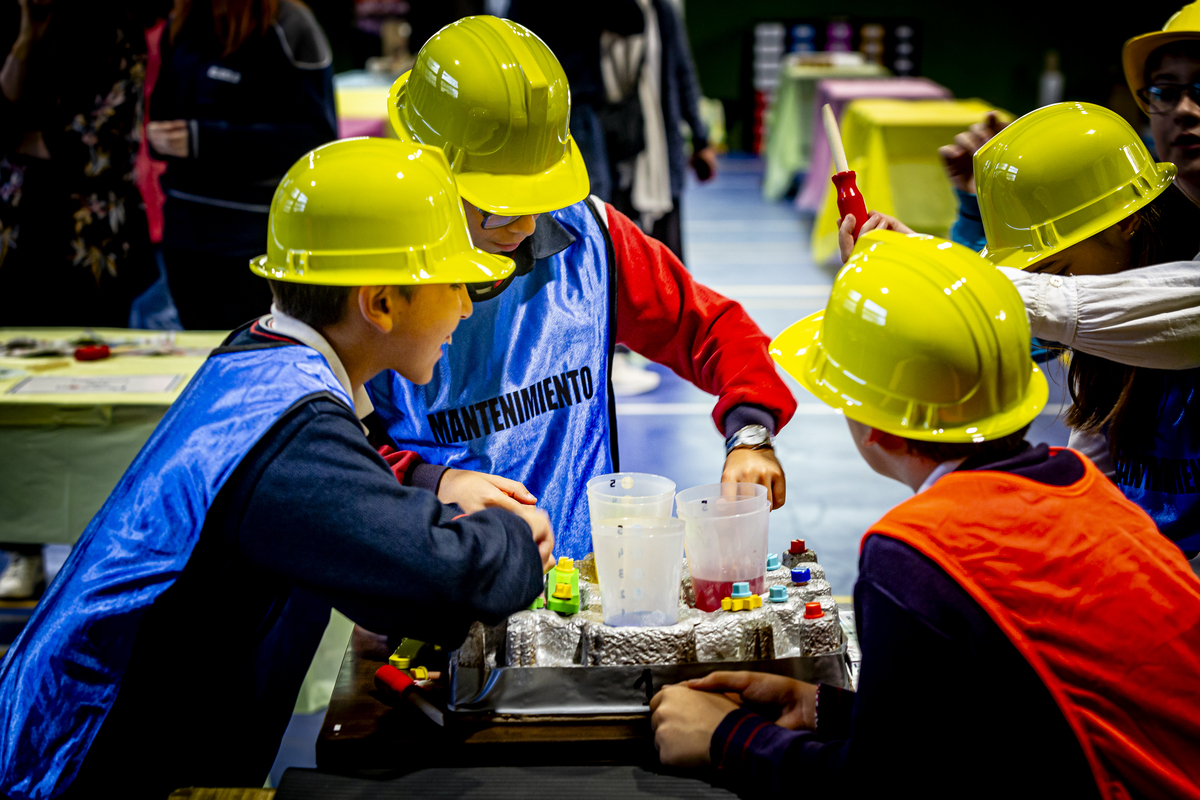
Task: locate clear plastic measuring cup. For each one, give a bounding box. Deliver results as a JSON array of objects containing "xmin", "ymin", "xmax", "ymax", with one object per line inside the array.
[
  {"xmin": 592, "ymin": 517, "xmax": 685, "ymax": 627},
  {"xmin": 675, "ymin": 483, "xmax": 770, "ymax": 612},
  {"xmin": 586, "ymin": 472, "xmax": 676, "ymax": 526}
]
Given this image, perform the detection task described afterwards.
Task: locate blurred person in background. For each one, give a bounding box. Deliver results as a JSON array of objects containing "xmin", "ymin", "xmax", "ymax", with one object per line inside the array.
[
  {"xmin": 0, "ymin": 0, "xmax": 162, "ymax": 599},
  {"xmin": 147, "ymin": 0, "xmax": 336, "ymax": 330},
  {"xmin": 508, "ymin": 0, "xmax": 644, "ymax": 203},
  {"xmin": 0, "ymin": 0, "xmax": 158, "ymax": 327},
  {"xmin": 604, "ymin": 0, "xmax": 716, "ymax": 262}
]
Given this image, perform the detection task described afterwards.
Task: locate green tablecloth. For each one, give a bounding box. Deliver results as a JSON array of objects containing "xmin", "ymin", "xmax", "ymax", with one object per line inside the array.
[
  {"xmin": 0, "ymin": 328, "xmax": 227, "ymax": 545},
  {"xmin": 762, "ymin": 58, "xmax": 888, "ymax": 202},
  {"xmin": 0, "ymin": 326, "xmax": 354, "ymax": 714}
]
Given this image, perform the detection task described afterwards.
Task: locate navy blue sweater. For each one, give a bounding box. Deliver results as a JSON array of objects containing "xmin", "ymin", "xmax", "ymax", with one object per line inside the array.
[
  {"xmin": 59, "ymin": 327, "xmax": 544, "ymax": 798},
  {"xmin": 709, "ymin": 446, "xmax": 1101, "ymax": 800},
  {"xmin": 150, "ymin": 0, "xmax": 337, "ymax": 254}
]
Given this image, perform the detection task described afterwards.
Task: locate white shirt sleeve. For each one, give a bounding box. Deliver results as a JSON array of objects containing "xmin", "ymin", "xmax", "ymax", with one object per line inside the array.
[{"xmin": 999, "ymin": 261, "xmax": 1200, "ymax": 369}]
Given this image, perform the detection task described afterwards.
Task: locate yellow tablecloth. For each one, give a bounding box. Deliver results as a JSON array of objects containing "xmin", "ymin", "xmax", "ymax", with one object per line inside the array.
[
  {"xmin": 0, "ymin": 328, "xmax": 227, "ymax": 544},
  {"xmin": 810, "ymin": 99, "xmax": 1013, "ymax": 265},
  {"xmin": 762, "ymin": 58, "xmax": 888, "ymax": 201}
]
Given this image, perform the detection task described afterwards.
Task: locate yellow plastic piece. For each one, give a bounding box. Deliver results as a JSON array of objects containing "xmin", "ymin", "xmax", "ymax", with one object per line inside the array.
[
  {"xmin": 552, "ymin": 582, "xmax": 573, "ymax": 599},
  {"xmin": 389, "ymin": 654, "xmax": 411, "ymax": 670},
  {"xmin": 387, "ymin": 16, "xmax": 590, "ymax": 215},
  {"xmin": 771, "ymin": 230, "xmax": 1048, "ymax": 443},
  {"xmin": 1124, "ymin": 2, "xmax": 1200, "ymax": 112},
  {"xmin": 810, "ymin": 98, "xmax": 1013, "ymax": 265},
  {"xmin": 410, "ymin": 666, "xmax": 429, "ymax": 680},
  {"xmin": 250, "ymin": 137, "xmax": 514, "ymax": 287},
  {"xmin": 556, "ymin": 556, "xmax": 574, "ymax": 573},
  {"xmin": 974, "ymin": 102, "xmax": 1176, "ymax": 271},
  {"xmin": 721, "ymin": 594, "xmax": 764, "ymax": 612}
]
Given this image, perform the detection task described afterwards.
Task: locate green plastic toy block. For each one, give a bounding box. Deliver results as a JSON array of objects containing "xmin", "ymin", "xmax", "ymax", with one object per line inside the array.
[{"xmin": 545, "ymin": 556, "xmax": 580, "ymax": 615}]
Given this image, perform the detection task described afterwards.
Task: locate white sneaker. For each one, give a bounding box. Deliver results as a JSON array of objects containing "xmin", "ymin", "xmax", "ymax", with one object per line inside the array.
[
  {"xmin": 610, "ymin": 352, "xmax": 661, "ymax": 397},
  {"xmin": 0, "ymin": 552, "xmax": 45, "ymax": 600}
]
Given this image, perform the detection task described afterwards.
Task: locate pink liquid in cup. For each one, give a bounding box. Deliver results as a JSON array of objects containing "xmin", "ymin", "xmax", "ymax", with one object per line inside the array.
[{"xmin": 692, "ymin": 575, "xmax": 766, "ymax": 612}]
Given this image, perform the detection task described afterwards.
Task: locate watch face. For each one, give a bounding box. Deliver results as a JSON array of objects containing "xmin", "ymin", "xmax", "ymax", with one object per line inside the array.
[{"xmin": 742, "ymin": 429, "xmax": 768, "ymax": 445}]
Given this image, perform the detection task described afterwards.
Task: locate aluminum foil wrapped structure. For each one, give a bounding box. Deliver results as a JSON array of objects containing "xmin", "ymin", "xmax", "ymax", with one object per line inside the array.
[
  {"xmin": 586, "ymin": 609, "xmax": 701, "ymax": 666},
  {"xmin": 456, "ymin": 545, "xmax": 841, "ymax": 673}
]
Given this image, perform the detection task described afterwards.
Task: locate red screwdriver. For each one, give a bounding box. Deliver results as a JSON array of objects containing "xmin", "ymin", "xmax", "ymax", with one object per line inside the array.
[{"xmin": 823, "ymin": 104, "xmax": 868, "ymax": 240}]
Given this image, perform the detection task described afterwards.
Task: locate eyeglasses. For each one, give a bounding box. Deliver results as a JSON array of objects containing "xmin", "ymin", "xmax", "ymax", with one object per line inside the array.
[
  {"xmin": 473, "ymin": 204, "xmax": 524, "ymax": 230},
  {"xmin": 1138, "ymin": 82, "xmax": 1200, "ymax": 114}
]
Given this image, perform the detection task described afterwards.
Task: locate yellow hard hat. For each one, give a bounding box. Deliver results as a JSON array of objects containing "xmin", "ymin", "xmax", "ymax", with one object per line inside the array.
[
  {"xmin": 387, "ymin": 15, "xmax": 590, "ymax": 215},
  {"xmin": 250, "ymin": 137, "xmax": 514, "ymax": 286},
  {"xmin": 1124, "ymin": 2, "xmax": 1200, "ymax": 113},
  {"xmin": 974, "ymin": 102, "xmax": 1176, "ymax": 270},
  {"xmin": 770, "ymin": 230, "xmax": 1047, "ymax": 443}
]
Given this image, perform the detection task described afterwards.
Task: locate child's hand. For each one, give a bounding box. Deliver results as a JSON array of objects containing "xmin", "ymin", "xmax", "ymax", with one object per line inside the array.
[
  {"xmin": 685, "ymin": 671, "xmax": 817, "ymax": 731},
  {"xmin": 437, "ymin": 469, "xmax": 537, "ymax": 514},
  {"xmin": 838, "ymin": 211, "xmax": 914, "ymax": 264},
  {"xmin": 722, "ymin": 448, "xmax": 785, "ymax": 509},
  {"xmin": 510, "ymin": 504, "xmax": 555, "ymax": 572},
  {"xmin": 649, "ymin": 684, "xmax": 739, "ymax": 766},
  {"xmin": 937, "ymin": 111, "xmax": 1007, "ymax": 194}
]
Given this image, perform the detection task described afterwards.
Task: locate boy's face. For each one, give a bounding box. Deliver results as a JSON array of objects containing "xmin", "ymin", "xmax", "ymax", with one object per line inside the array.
[
  {"xmin": 461, "ymin": 201, "xmax": 540, "ymax": 254},
  {"xmin": 387, "ymin": 283, "xmax": 473, "ymax": 384}
]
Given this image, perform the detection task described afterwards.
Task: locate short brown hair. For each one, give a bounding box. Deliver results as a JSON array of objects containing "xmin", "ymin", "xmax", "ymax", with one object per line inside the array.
[
  {"xmin": 267, "ymin": 281, "xmax": 414, "ymax": 330},
  {"xmin": 903, "ymin": 425, "xmax": 1031, "ymax": 465}
]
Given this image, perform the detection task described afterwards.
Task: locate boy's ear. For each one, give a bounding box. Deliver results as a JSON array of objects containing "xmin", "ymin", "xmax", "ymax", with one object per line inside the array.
[
  {"xmin": 356, "ymin": 285, "xmax": 399, "ymax": 334},
  {"xmin": 866, "ymin": 427, "xmax": 908, "ymax": 453}
]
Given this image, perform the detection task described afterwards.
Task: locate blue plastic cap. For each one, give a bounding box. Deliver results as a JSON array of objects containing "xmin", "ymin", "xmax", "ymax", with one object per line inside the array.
[
  {"xmin": 768, "ymin": 585, "xmax": 788, "ymax": 603},
  {"xmin": 731, "ymin": 581, "xmax": 751, "ymax": 599},
  {"xmin": 765, "ymin": 553, "xmax": 781, "ymax": 570},
  {"xmin": 791, "ymin": 567, "xmax": 811, "ymax": 584}
]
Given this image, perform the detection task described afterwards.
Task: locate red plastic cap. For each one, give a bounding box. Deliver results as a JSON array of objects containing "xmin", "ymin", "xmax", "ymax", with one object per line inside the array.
[
  {"xmin": 74, "ymin": 344, "xmax": 110, "ymax": 361},
  {"xmin": 804, "ymin": 602, "xmax": 824, "ymax": 619},
  {"xmin": 789, "ymin": 539, "xmax": 807, "ymax": 554},
  {"xmin": 374, "ymin": 664, "xmax": 414, "ymax": 695}
]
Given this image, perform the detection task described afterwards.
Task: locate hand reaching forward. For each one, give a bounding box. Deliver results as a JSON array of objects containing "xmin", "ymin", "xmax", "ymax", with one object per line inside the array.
[
  {"xmin": 838, "ymin": 211, "xmax": 914, "ymax": 264},
  {"xmin": 685, "ymin": 671, "xmax": 817, "ymax": 730},
  {"xmin": 722, "ymin": 448, "xmax": 785, "ymax": 509},
  {"xmin": 937, "ymin": 111, "xmax": 1007, "ymax": 194},
  {"xmin": 509, "ymin": 504, "xmax": 555, "ymax": 572},
  {"xmin": 437, "ymin": 468, "xmax": 537, "ymax": 514},
  {"xmin": 649, "ymin": 684, "xmax": 740, "ymax": 767}
]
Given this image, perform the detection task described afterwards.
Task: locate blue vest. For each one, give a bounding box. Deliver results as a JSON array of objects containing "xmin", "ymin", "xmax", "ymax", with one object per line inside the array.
[
  {"xmin": 366, "ymin": 199, "xmax": 615, "ymax": 559},
  {"xmin": 1115, "ymin": 369, "xmax": 1200, "ymax": 552},
  {"xmin": 0, "ymin": 345, "xmax": 350, "ymax": 799}
]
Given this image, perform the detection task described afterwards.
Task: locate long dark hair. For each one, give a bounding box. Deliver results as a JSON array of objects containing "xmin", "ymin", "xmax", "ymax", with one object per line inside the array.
[
  {"xmin": 169, "ymin": 0, "xmax": 281, "ymax": 57},
  {"xmin": 1065, "ymin": 184, "xmax": 1199, "ymax": 461}
]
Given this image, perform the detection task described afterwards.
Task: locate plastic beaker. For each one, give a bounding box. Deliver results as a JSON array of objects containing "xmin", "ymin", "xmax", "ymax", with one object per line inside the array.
[
  {"xmin": 676, "ymin": 483, "xmax": 770, "ymax": 612},
  {"xmin": 592, "ymin": 517, "xmax": 685, "ymax": 627},
  {"xmin": 586, "ymin": 473, "xmax": 676, "ymax": 527}
]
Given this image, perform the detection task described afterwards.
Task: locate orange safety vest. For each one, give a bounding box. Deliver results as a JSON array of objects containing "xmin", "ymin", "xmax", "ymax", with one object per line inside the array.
[{"xmin": 865, "ymin": 449, "xmax": 1200, "ymax": 800}]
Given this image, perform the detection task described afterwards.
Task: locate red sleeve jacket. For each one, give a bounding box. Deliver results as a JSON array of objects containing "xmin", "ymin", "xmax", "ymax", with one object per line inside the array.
[{"xmin": 605, "ymin": 203, "xmax": 797, "ymax": 436}]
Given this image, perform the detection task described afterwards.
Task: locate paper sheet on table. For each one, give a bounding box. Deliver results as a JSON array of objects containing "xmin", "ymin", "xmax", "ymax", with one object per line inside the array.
[{"xmin": 8, "ymin": 374, "xmax": 184, "ymax": 395}]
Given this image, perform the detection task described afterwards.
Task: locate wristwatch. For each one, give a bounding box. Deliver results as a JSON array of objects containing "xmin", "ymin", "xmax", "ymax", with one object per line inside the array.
[{"xmin": 725, "ymin": 424, "xmax": 775, "ymax": 456}]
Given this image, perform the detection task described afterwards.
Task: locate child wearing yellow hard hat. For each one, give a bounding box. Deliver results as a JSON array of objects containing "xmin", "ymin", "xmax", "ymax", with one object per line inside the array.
[
  {"xmin": 364, "ymin": 16, "xmax": 798, "ymax": 562},
  {"xmin": 649, "ymin": 230, "xmax": 1200, "ymax": 799},
  {"xmin": 847, "ymin": 101, "xmax": 1200, "ymax": 561},
  {"xmin": 968, "ymin": 102, "xmax": 1200, "ymax": 559},
  {"xmin": 0, "ymin": 138, "xmax": 554, "ymax": 797}
]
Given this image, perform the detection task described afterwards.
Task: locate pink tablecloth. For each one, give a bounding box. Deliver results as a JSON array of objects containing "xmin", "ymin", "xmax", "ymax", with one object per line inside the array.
[
  {"xmin": 339, "ymin": 118, "xmax": 387, "ymax": 138},
  {"xmin": 795, "ymin": 77, "xmax": 951, "ymax": 213}
]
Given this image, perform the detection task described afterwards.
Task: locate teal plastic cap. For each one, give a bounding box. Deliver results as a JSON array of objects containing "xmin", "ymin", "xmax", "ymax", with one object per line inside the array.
[
  {"xmin": 769, "ymin": 585, "xmax": 788, "ymax": 603},
  {"xmin": 731, "ymin": 582, "xmax": 751, "ymax": 599}
]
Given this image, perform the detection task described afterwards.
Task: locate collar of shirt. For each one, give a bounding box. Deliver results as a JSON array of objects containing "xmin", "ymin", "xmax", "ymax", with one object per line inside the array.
[
  {"xmin": 263, "ymin": 306, "xmax": 375, "ymax": 421},
  {"xmin": 509, "ymin": 211, "xmax": 576, "ymax": 275},
  {"xmin": 917, "ymin": 457, "xmax": 969, "ymax": 494}
]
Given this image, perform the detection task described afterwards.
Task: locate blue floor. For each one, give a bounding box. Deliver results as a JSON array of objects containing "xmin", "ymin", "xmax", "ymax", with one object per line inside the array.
[{"xmin": 266, "ymin": 154, "xmax": 1074, "ymax": 781}]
